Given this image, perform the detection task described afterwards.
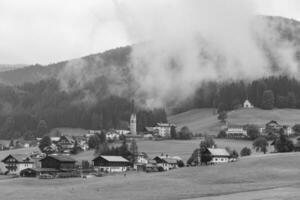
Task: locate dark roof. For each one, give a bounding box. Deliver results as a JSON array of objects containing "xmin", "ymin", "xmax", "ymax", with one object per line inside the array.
[
  {"xmin": 40, "ymin": 155, "xmax": 76, "ymax": 163},
  {"xmin": 2, "ymin": 154, "xmax": 33, "ymax": 163}
]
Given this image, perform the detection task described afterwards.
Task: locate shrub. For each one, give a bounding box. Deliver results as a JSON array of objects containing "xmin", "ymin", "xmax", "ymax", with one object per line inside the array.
[{"xmin": 240, "ymin": 147, "xmax": 251, "ymax": 157}]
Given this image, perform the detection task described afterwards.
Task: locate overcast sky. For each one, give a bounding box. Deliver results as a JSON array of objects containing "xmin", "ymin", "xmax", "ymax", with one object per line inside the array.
[{"xmin": 0, "ymin": 0, "xmax": 300, "ymax": 65}]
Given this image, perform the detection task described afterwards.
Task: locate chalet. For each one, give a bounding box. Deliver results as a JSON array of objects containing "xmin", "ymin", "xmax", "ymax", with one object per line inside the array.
[
  {"xmin": 202, "ymin": 148, "xmax": 230, "ymax": 164},
  {"xmin": 225, "ymin": 126, "xmax": 247, "ymax": 138},
  {"xmin": 134, "ymin": 152, "xmax": 149, "ymax": 171},
  {"xmin": 243, "ymin": 99, "xmax": 254, "ymax": 109},
  {"xmin": 92, "ymin": 155, "xmax": 130, "ymax": 173},
  {"xmin": 264, "ymin": 121, "xmax": 293, "ymax": 136},
  {"xmin": 265, "ymin": 120, "xmax": 281, "ymax": 134},
  {"xmin": 153, "ymin": 156, "xmax": 178, "ymax": 170},
  {"xmin": 1, "ymin": 154, "xmax": 34, "ymax": 175},
  {"xmin": 57, "ymin": 136, "xmax": 75, "ymax": 152},
  {"xmin": 40, "ymin": 155, "xmax": 76, "ymax": 171}
]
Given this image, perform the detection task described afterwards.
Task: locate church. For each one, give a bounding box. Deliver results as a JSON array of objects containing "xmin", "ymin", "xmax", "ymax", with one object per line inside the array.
[{"xmin": 130, "ymin": 100, "xmax": 137, "ymax": 135}]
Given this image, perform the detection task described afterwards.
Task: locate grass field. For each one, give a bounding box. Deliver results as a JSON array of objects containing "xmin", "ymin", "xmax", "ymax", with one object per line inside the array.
[
  {"xmin": 168, "ymin": 108, "xmax": 300, "ymax": 135},
  {"xmin": 1, "ymin": 152, "xmax": 300, "ymax": 200}
]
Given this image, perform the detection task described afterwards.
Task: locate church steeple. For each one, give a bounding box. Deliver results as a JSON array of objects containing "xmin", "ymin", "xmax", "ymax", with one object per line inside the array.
[{"xmin": 130, "ymin": 99, "xmax": 137, "ymax": 135}]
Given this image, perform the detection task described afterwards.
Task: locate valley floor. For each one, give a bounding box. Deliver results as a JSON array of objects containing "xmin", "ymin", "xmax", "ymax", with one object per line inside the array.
[{"xmin": 1, "ymin": 152, "xmax": 300, "ymax": 200}]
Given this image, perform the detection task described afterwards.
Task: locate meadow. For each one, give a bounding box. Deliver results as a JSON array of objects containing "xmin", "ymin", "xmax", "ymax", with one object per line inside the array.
[
  {"xmin": 169, "ymin": 108, "xmax": 300, "ymax": 135},
  {"xmin": 1, "ymin": 152, "xmax": 300, "ymax": 200}
]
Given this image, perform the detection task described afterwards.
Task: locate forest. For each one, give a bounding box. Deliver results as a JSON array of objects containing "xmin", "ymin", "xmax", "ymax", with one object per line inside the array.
[{"xmin": 0, "ymin": 74, "xmax": 299, "ymax": 139}]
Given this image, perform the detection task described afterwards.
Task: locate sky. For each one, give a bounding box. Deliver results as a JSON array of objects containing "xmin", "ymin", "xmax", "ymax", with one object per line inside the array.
[{"xmin": 0, "ymin": 0, "xmax": 300, "ymax": 65}]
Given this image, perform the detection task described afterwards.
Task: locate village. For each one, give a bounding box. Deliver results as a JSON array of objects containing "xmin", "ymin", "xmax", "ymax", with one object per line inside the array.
[{"xmin": 1, "ymin": 99, "xmax": 300, "ymax": 180}]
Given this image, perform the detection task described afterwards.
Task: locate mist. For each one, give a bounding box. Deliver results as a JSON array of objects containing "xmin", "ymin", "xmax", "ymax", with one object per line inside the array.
[
  {"xmin": 114, "ymin": 0, "xmax": 300, "ymax": 108},
  {"xmin": 56, "ymin": 0, "xmax": 300, "ymax": 109}
]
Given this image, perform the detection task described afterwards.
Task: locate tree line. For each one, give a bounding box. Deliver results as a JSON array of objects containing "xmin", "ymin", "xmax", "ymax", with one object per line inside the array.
[
  {"xmin": 0, "ymin": 79, "xmax": 167, "ymax": 139},
  {"xmin": 174, "ymin": 76, "xmax": 300, "ymax": 114}
]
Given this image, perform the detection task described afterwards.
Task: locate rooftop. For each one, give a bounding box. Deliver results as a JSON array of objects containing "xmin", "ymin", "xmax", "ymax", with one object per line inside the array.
[
  {"xmin": 207, "ymin": 148, "xmax": 230, "ymax": 157},
  {"xmin": 93, "ymin": 155, "xmax": 129, "ymax": 162}
]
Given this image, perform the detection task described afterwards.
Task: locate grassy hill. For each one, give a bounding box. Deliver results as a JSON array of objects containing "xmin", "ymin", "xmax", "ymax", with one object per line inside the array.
[
  {"xmin": 168, "ymin": 108, "xmax": 300, "ymax": 135},
  {"xmin": 1, "ymin": 152, "xmax": 300, "ymax": 199}
]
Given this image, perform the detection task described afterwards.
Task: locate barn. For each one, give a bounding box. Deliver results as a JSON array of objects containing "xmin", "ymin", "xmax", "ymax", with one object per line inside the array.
[
  {"xmin": 92, "ymin": 155, "xmax": 130, "ymax": 173},
  {"xmin": 40, "ymin": 155, "xmax": 76, "ymax": 171}
]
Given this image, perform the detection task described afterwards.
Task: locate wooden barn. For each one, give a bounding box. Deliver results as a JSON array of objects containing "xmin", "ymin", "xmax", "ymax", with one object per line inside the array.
[
  {"xmin": 40, "ymin": 155, "xmax": 76, "ymax": 171},
  {"xmin": 92, "ymin": 155, "xmax": 129, "ymax": 173}
]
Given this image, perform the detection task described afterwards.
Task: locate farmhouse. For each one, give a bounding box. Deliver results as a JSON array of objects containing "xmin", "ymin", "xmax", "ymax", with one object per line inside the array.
[
  {"xmin": 225, "ymin": 126, "xmax": 247, "ymax": 138},
  {"xmin": 57, "ymin": 136, "xmax": 75, "ymax": 153},
  {"xmin": 203, "ymin": 148, "xmax": 230, "ymax": 164},
  {"xmin": 40, "ymin": 155, "xmax": 76, "ymax": 171},
  {"xmin": 134, "ymin": 152, "xmax": 149, "ymax": 171},
  {"xmin": 1, "ymin": 154, "xmax": 34, "ymax": 175},
  {"xmin": 264, "ymin": 121, "xmax": 293, "ymax": 136},
  {"xmin": 93, "ymin": 155, "xmax": 130, "ymax": 173},
  {"xmin": 153, "ymin": 156, "xmax": 178, "ymax": 170}
]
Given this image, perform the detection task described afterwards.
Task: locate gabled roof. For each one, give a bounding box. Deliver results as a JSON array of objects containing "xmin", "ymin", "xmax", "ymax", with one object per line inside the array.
[
  {"xmin": 153, "ymin": 156, "xmax": 178, "ymax": 164},
  {"xmin": 40, "ymin": 155, "xmax": 76, "ymax": 163},
  {"xmin": 59, "ymin": 136, "xmax": 75, "ymax": 143},
  {"xmin": 207, "ymin": 148, "xmax": 230, "ymax": 157},
  {"xmin": 162, "ymin": 158, "xmax": 178, "ymax": 164},
  {"xmin": 2, "ymin": 154, "xmax": 33, "ymax": 163},
  {"xmin": 93, "ymin": 155, "xmax": 129, "ymax": 162}
]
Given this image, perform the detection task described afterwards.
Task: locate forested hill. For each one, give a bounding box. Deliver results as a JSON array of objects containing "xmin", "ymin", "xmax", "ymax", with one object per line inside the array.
[
  {"xmin": 2, "ymin": 16, "xmax": 300, "ymax": 139},
  {"xmin": 0, "ymin": 46, "xmax": 132, "ymax": 86}
]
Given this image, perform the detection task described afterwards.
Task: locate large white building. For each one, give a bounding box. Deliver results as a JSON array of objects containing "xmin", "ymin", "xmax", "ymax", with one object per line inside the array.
[
  {"xmin": 153, "ymin": 123, "xmax": 175, "ymax": 138},
  {"xmin": 1, "ymin": 154, "xmax": 34, "ymax": 175}
]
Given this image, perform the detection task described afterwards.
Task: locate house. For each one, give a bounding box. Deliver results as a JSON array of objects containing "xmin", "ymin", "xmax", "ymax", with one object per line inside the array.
[
  {"xmin": 225, "ymin": 126, "xmax": 247, "ymax": 138},
  {"xmin": 40, "ymin": 155, "xmax": 76, "ymax": 171},
  {"xmin": 265, "ymin": 120, "xmax": 281, "ymax": 135},
  {"xmin": 153, "ymin": 123, "xmax": 175, "ymax": 138},
  {"xmin": 1, "ymin": 154, "xmax": 34, "ymax": 175},
  {"xmin": 134, "ymin": 152, "xmax": 149, "ymax": 171},
  {"xmin": 264, "ymin": 121, "xmax": 293, "ymax": 136},
  {"xmin": 202, "ymin": 148, "xmax": 230, "ymax": 164},
  {"xmin": 153, "ymin": 156, "xmax": 178, "ymax": 170},
  {"xmin": 243, "ymin": 99, "xmax": 254, "ymax": 109},
  {"xmin": 57, "ymin": 136, "xmax": 75, "ymax": 152},
  {"xmin": 92, "ymin": 155, "xmax": 130, "ymax": 173}
]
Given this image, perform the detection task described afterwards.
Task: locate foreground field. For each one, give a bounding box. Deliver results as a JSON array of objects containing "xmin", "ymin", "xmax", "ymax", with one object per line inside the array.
[
  {"xmin": 1, "ymin": 153, "xmax": 300, "ymax": 200},
  {"xmin": 168, "ymin": 108, "xmax": 300, "ymax": 135}
]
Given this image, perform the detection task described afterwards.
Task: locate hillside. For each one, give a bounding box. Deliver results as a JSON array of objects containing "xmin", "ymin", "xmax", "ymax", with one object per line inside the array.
[
  {"xmin": 0, "ymin": 16, "xmax": 299, "ymax": 86},
  {"xmin": 168, "ymin": 108, "xmax": 300, "ymax": 135},
  {"xmin": 1, "ymin": 152, "xmax": 300, "ymax": 199}
]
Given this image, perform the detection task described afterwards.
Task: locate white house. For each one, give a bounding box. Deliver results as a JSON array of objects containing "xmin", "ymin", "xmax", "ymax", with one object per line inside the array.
[
  {"xmin": 153, "ymin": 156, "xmax": 179, "ymax": 170},
  {"xmin": 205, "ymin": 148, "xmax": 230, "ymax": 164},
  {"xmin": 1, "ymin": 154, "xmax": 34, "ymax": 175},
  {"xmin": 153, "ymin": 123, "xmax": 175, "ymax": 138},
  {"xmin": 225, "ymin": 126, "xmax": 247, "ymax": 138},
  {"xmin": 243, "ymin": 99, "xmax": 254, "ymax": 109}
]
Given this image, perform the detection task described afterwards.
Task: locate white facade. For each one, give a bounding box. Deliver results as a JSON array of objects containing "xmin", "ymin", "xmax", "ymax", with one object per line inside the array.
[
  {"xmin": 243, "ymin": 99, "xmax": 254, "ymax": 109},
  {"xmin": 130, "ymin": 113, "xmax": 137, "ymax": 135},
  {"xmin": 211, "ymin": 157, "xmax": 229, "ymax": 163},
  {"xmin": 153, "ymin": 123, "xmax": 174, "ymax": 138},
  {"xmin": 225, "ymin": 128, "xmax": 247, "ymax": 137},
  {"xmin": 97, "ymin": 166, "xmax": 127, "ymax": 173}
]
